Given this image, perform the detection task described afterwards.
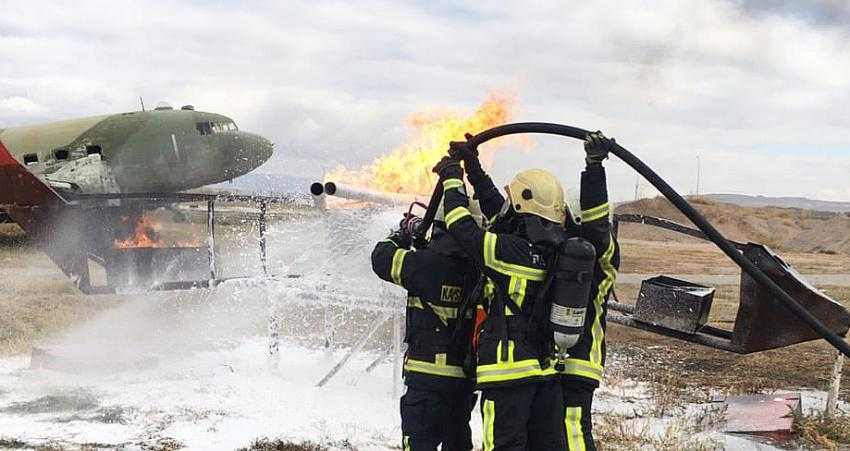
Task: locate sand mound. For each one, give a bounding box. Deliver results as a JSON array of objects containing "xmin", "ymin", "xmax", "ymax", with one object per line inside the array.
[{"xmin": 616, "ymin": 196, "xmax": 850, "ymax": 254}]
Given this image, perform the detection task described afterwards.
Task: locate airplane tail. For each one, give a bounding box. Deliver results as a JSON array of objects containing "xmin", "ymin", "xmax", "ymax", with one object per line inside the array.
[
  {"xmin": 0, "ymin": 140, "xmax": 91, "ymax": 288},
  {"xmin": 0, "ymin": 140, "xmax": 65, "ymax": 207}
]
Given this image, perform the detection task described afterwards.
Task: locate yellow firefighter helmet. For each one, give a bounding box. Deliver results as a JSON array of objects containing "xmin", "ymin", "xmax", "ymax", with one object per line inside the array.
[{"xmin": 505, "ymin": 168, "xmax": 567, "ymax": 224}]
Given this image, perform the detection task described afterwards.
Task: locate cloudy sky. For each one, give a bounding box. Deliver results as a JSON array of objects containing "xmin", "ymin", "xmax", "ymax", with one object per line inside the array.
[{"xmin": 1, "ymin": 0, "xmax": 849, "ymax": 202}]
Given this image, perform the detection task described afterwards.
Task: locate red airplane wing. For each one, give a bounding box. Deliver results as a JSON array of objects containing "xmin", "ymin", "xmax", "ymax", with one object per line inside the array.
[
  {"xmin": 0, "ymin": 138, "xmax": 90, "ymax": 288},
  {"xmin": 0, "ymin": 139, "xmax": 65, "ymax": 207}
]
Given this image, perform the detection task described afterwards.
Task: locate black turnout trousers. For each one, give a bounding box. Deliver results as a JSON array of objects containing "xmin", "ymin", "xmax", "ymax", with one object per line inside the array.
[
  {"xmin": 400, "ymin": 386, "xmax": 477, "ymax": 451},
  {"xmin": 480, "ymin": 379, "xmax": 566, "ymax": 451},
  {"xmin": 562, "ymin": 379, "xmax": 596, "ymax": 451}
]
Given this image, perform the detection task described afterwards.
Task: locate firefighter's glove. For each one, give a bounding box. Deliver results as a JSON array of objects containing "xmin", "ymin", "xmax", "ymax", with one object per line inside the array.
[
  {"xmin": 388, "ymin": 227, "xmax": 413, "ymax": 249},
  {"xmin": 584, "ymin": 131, "xmax": 615, "ymax": 165},
  {"xmin": 449, "ymin": 133, "xmax": 482, "ymax": 175},
  {"xmin": 432, "ymin": 156, "xmax": 464, "ymax": 180}
]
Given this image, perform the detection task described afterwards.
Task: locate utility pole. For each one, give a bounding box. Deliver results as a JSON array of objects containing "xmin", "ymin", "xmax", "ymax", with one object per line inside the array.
[
  {"xmin": 696, "ymin": 155, "xmax": 702, "ymax": 196},
  {"xmin": 634, "ymin": 175, "xmax": 640, "ymax": 201}
]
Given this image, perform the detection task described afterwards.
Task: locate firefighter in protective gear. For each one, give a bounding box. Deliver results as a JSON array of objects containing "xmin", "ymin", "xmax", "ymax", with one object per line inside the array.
[
  {"xmin": 371, "ymin": 201, "xmax": 485, "ymax": 451},
  {"xmin": 447, "ymin": 131, "xmax": 620, "ymax": 451},
  {"xmin": 434, "ymin": 156, "xmax": 567, "ymax": 451},
  {"xmin": 559, "ymin": 132, "xmax": 620, "ymax": 451}
]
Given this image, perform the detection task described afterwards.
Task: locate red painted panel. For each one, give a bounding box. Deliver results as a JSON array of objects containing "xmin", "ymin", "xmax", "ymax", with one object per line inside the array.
[
  {"xmin": 723, "ymin": 393, "xmax": 801, "ymax": 439},
  {"xmin": 0, "ymin": 139, "xmax": 63, "ymax": 207}
]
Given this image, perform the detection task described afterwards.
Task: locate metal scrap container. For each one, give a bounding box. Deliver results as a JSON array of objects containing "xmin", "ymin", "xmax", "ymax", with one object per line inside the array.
[
  {"xmin": 106, "ymin": 246, "xmax": 209, "ymax": 288},
  {"xmin": 634, "ymin": 276, "xmax": 715, "ymax": 334}
]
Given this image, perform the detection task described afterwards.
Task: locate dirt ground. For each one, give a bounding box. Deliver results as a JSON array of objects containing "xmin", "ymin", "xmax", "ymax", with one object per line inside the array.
[
  {"xmin": 617, "ymin": 196, "xmax": 850, "ymax": 255},
  {"xmin": 0, "ymin": 224, "xmax": 122, "ymax": 356},
  {"xmin": 619, "ymin": 238, "xmax": 850, "ymax": 275},
  {"xmin": 611, "ymin": 236, "xmax": 850, "ymax": 399}
]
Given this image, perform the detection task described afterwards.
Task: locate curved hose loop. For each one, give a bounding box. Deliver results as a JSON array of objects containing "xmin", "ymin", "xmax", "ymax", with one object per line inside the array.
[{"xmin": 463, "ymin": 122, "xmax": 850, "ymax": 359}]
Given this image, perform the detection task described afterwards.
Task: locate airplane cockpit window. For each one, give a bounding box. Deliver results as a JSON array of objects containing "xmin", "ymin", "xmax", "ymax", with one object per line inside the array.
[
  {"xmin": 211, "ymin": 121, "xmax": 238, "ymax": 133},
  {"xmin": 86, "ymin": 145, "xmax": 102, "ymax": 155},
  {"xmin": 23, "ymin": 154, "xmax": 38, "ymax": 165},
  {"xmin": 197, "ymin": 121, "xmax": 237, "ymax": 135},
  {"xmin": 54, "ymin": 149, "xmax": 69, "ymax": 160},
  {"xmin": 196, "ymin": 122, "xmax": 213, "ymax": 135}
]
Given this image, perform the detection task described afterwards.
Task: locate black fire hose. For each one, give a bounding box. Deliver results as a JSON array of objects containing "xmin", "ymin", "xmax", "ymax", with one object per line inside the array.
[
  {"xmin": 414, "ymin": 180, "xmax": 446, "ymax": 244},
  {"xmin": 421, "ymin": 122, "xmax": 850, "ymax": 359}
]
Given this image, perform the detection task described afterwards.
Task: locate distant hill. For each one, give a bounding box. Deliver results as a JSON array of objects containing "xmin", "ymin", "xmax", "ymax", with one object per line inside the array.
[
  {"xmin": 616, "ymin": 196, "xmax": 850, "ymax": 254},
  {"xmin": 705, "ymin": 194, "xmax": 850, "ymax": 213}
]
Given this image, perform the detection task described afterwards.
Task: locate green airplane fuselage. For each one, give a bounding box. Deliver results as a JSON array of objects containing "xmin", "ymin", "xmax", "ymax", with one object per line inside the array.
[{"xmin": 0, "ymin": 108, "xmax": 274, "ymax": 193}]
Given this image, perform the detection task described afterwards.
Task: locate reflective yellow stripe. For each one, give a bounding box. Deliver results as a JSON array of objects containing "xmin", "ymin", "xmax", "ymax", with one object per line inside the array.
[
  {"xmin": 442, "ymin": 178, "xmax": 464, "ymax": 191},
  {"xmin": 483, "ymin": 279, "xmax": 495, "ymax": 305},
  {"xmin": 590, "ymin": 237, "xmax": 617, "ymax": 367},
  {"xmin": 404, "ymin": 356, "xmax": 467, "ymax": 378},
  {"xmin": 429, "ymin": 304, "xmax": 457, "ymax": 325},
  {"xmin": 483, "ymin": 399, "xmax": 495, "ymax": 451},
  {"xmin": 403, "ymin": 436, "xmax": 410, "ymax": 451},
  {"xmin": 445, "ymin": 206, "xmax": 471, "ymax": 228},
  {"xmin": 560, "ymin": 358, "xmax": 604, "ymax": 381},
  {"xmin": 505, "ymin": 276, "xmax": 528, "ymax": 315},
  {"xmin": 565, "ymin": 406, "xmax": 586, "ymax": 451},
  {"xmin": 407, "ymin": 296, "xmax": 423, "ymax": 309},
  {"xmin": 483, "ymin": 232, "xmax": 546, "ymax": 281},
  {"xmin": 391, "ymin": 249, "xmax": 408, "ymax": 285},
  {"xmin": 581, "ymin": 202, "xmax": 610, "ymax": 223},
  {"xmin": 476, "ymin": 358, "xmax": 558, "ymax": 384}
]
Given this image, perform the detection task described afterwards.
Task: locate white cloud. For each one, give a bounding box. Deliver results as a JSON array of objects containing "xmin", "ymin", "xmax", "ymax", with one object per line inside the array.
[
  {"xmin": 0, "ymin": 0, "xmax": 848, "ymax": 200},
  {"xmin": 0, "ymin": 96, "xmax": 48, "ymax": 117}
]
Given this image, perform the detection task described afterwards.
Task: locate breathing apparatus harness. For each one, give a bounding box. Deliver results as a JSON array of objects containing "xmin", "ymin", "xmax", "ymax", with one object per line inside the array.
[{"xmin": 481, "ymin": 205, "xmax": 597, "ymax": 370}]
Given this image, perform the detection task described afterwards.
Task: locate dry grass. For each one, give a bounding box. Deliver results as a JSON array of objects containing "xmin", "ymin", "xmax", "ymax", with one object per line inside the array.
[
  {"xmin": 595, "ymin": 412, "xmax": 723, "ymax": 451},
  {"xmin": 0, "ymin": 224, "xmax": 121, "ymax": 356},
  {"xmin": 608, "ymin": 283, "xmax": 850, "ymax": 397},
  {"xmin": 237, "ymin": 439, "xmax": 329, "ymax": 451},
  {"xmin": 0, "ymin": 438, "xmax": 28, "ymax": 449},
  {"xmin": 794, "ymin": 412, "xmax": 850, "ymax": 451},
  {"xmin": 619, "ymin": 239, "xmax": 850, "ymax": 275}
]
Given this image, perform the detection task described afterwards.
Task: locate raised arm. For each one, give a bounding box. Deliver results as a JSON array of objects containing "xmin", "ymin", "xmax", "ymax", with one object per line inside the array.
[
  {"xmin": 451, "ymin": 140, "xmax": 505, "ymax": 222},
  {"xmin": 579, "ymin": 131, "xmax": 621, "ymax": 276},
  {"xmin": 433, "ymin": 157, "xmax": 488, "ymax": 270},
  {"xmin": 579, "ymin": 163, "xmax": 612, "ymax": 256}
]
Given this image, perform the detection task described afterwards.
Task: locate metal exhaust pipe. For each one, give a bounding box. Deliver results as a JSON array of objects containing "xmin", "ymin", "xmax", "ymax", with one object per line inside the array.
[{"xmin": 321, "ymin": 181, "xmax": 417, "ymax": 206}]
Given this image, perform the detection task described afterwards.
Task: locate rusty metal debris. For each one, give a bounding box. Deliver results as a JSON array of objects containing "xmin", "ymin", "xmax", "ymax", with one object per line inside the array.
[
  {"xmin": 718, "ymin": 393, "xmax": 801, "ymax": 441},
  {"xmin": 609, "ymin": 214, "xmax": 850, "ymax": 354}
]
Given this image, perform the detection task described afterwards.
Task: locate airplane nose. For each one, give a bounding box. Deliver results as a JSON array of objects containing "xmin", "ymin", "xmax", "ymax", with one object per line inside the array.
[
  {"xmin": 236, "ymin": 132, "xmax": 274, "ymax": 170},
  {"xmin": 257, "ymin": 135, "xmax": 274, "ymax": 163}
]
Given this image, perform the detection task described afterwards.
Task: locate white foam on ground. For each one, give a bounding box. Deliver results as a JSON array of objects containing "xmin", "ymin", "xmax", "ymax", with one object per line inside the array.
[{"xmin": 0, "ymin": 339, "xmax": 408, "ymax": 449}]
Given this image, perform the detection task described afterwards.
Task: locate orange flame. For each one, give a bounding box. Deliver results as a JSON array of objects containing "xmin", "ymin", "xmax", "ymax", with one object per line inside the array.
[
  {"xmin": 327, "ymin": 93, "xmax": 517, "ymax": 196},
  {"xmin": 114, "ymin": 215, "xmax": 165, "ymax": 248}
]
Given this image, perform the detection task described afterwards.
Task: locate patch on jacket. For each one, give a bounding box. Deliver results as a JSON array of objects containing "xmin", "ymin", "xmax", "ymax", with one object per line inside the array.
[
  {"xmin": 441, "ymin": 285, "xmax": 463, "ymax": 303},
  {"xmin": 532, "ymin": 252, "xmax": 547, "ymax": 268}
]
